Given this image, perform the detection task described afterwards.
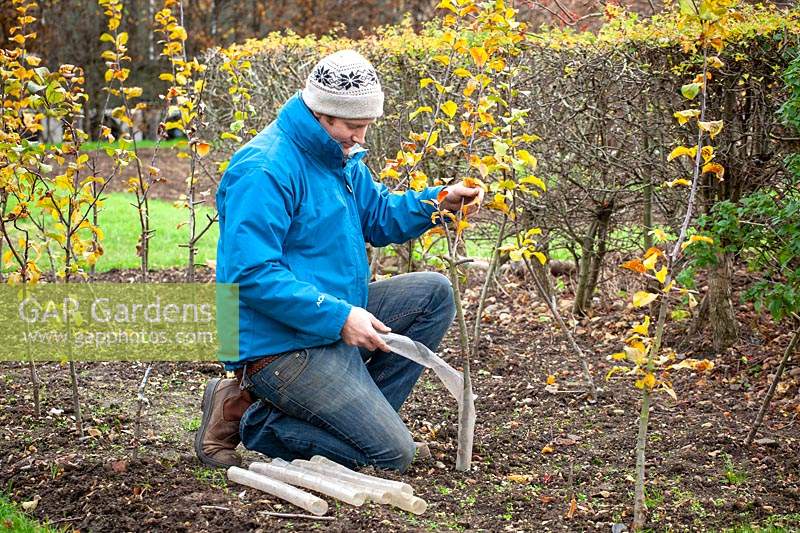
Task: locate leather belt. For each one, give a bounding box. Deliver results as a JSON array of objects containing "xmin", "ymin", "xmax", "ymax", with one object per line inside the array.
[{"xmin": 234, "ymin": 354, "xmax": 281, "ymax": 382}]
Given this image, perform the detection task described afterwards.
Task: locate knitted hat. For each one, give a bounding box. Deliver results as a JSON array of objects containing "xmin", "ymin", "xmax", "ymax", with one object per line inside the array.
[{"xmin": 302, "ymin": 50, "xmax": 384, "ymax": 119}]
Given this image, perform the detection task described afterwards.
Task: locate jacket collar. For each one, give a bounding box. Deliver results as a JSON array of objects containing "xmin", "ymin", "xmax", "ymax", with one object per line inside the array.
[{"xmin": 277, "ymin": 92, "xmax": 367, "ymax": 170}]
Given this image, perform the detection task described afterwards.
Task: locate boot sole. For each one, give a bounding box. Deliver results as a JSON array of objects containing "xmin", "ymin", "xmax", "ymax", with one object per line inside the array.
[{"xmin": 194, "ymin": 377, "xmax": 240, "ymax": 469}]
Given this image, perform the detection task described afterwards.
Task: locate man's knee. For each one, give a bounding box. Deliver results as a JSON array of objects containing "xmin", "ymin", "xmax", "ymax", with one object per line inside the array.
[
  {"xmin": 374, "ymin": 433, "xmax": 416, "ymax": 473},
  {"xmin": 426, "ymin": 272, "xmax": 456, "ymax": 320},
  {"xmin": 410, "ymin": 271, "xmax": 452, "ymax": 303}
]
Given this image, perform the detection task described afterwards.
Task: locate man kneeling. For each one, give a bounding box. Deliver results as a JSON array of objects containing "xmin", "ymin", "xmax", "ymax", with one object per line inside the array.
[{"xmin": 195, "ymin": 50, "xmax": 483, "ymax": 472}]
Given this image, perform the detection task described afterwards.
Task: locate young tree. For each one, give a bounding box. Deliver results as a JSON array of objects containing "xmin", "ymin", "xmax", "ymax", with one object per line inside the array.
[{"xmin": 608, "ymin": 0, "xmax": 736, "ymax": 528}]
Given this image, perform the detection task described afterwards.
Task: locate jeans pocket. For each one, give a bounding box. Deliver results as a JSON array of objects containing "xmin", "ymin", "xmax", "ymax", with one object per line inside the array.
[{"xmin": 255, "ymin": 350, "xmax": 309, "ymax": 393}]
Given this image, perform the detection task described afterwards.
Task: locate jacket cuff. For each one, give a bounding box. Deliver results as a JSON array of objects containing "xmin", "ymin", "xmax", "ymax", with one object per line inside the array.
[
  {"xmin": 318, "ymin": 298, "xmax": 353, "ymax": 341},
  {"xmin": 422, "ymin": 185, "xmax": 446, "ymax": 226}
]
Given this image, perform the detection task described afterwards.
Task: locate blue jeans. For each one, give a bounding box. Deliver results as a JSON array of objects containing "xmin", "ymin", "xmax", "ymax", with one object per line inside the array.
[{"xmin": 240, "ymin": 272, "xmax": 456, "ymax": 472}]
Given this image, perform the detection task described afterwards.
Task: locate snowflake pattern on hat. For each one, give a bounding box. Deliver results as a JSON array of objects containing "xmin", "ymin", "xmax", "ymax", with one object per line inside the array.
[
  {"xmin": 312, "ymin": 65, "xmax": 336, "ymax": 88},
  {"xmin": 312, "ymin": 65, "xmax": 378, "ymax": 92},
  {"xmin": 336, "ymin": 70, "xmax": 366, "ymax": 91}
]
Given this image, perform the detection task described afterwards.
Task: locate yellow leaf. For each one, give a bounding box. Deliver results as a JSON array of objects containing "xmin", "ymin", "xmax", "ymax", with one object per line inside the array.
[
  {"xmin": 520, "ymin": 175, "xmax": 545, "ymax": 191},
  {"xmin": 667, "ymin": 146, "xmax": 697, "ymax": 162},
  {"xmin": 409, "ymin": 106, "xmax": 432, "ymax": 120},
  {"xmin": 606, "ymin": 366, "xmax": 629, "ymax": 380},
  {"xmin": 701, "ymin": 146, "xmax": 714, "ymax": 163},
  {"xmin": 425, "ymin": 130, "xmax": 439, "ymax": 148},
  {"xmin": 432, "ymin": 54, "xmax": 450, "ymax": 66},
  {"xmin": 469, "ymin": 47, "xmax": 488, "ymax": 68},
  {"xmin": 635, "ymin": 373, "xmax": 656, "ymax": 390},
  {"xmin": 546, "ymin": 374, "xmax": 556, "ymax": 385},
  {"xmin": 662, "ymin": 280, "xmax": 675, "ymax": 293},
  {"xmin": 453, "ymin": 68, "xmax": 471, "ymax": 78},
  {"xmin": 632, "ymin": 316, "xmax": 650, "ymax": 336},
  {"xmin": 488, "ymin": 57, "xmax": 506, "ymax": 71},
  {"xmin": 123, "ymin": 87, "xmax": 143, "ymax": 98},
  {"xmin": 486, "ymin": 193, "xmax": 509, "ymax": 214},
  {"xmin": 644, "ymin": 247, "xmax": 663, "ymax": 259},
  {"xmin": 671, "ymin": 358, "xmax": 715, "ymax": 372},
  {"xmin": 698, "ymin": 120, "xmax": 723, "ymax": 139},
  {"xmin": 194, "ymin": 141, "xmax": 211, "ymax": 158},
  {"xmin": 642, "ymin": 253, "xmax": 658, "ymax": 271},
  {"xmin": 650, "ymin": 229, "xmax": 670, "ymax": 242},
  {"xmin": 541, "ymin": 445, "xmax": 554, "ymax": 454},
  {"xmin": 708, "ymin": 56, "xmax": 724, "ymax": 69},
  {"xmin": 624, "ymin": 342, "xmax": 648, "ymax": 365},
  {"xmin": 702, "ymin": 162, "xmax": 725, "ymax": 181},
  {"xmin": 410, "ymin": 171, "xmax": 428, "ymax": 191},
  {"xmin": 380, "ymin": 166, "xmax": 399, "ymax": 180},
  {"xmin": 516, "ymin": 150, "xmax": 538, "ymax": 170},
  {"xmin": 633, "ymin": 291, "xmax": 658, "ymax": 308},
  {"xmin": 655, "ymin": 266, "xmax": 668, "ymax": 284},
  {"xmin": 463, "ymin": 79, "xmax": 478, "ymax": 98},
  {"xmin": 533, "ymin": 252, "xmax": 547, "ymax": 265},
  {"xmin": 680, "ymin": 234, "xmax": 715, "ymax": 250},
  {"xmin": 436, "ymin": 0, "xmax": 457, "ymax": 13},
  {"xmin": 610, "ymin": 352, "xmax": 627, "ymax": 361},
  {"xmin": 440, "ymin": 100, "xmax": 457, "ymax": 119},
  {"xmin": 507, "ymin": 474, "xmax": 533, "ymax": 483},
  {"xmin": 665, "ymin": 178, "xmax": 692, "ymax": 188},
  {"xmin": 674, "ymin": 109, "xmax": 700, "ymax": 125},
  {"xmin": 169, "ymin": 25, "xmax": 187, "ymax": 42},
  {"xmin": 420, "ymin": 78, "xmax": 435, "ymax": 88}
]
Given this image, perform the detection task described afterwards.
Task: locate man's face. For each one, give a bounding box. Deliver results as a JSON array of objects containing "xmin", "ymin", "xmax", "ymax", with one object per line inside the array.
[{"xmin": 314, "ymin": 113, "xmax": 375, "ymax": 155}]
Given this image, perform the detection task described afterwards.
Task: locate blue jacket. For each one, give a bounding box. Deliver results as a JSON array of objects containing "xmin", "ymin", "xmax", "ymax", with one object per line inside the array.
[{"xmin": 216, "ymin": 92, "xmax": 443, "ymax": 368}]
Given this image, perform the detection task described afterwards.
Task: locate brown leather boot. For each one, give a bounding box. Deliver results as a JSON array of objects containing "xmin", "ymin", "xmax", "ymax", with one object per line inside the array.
[{"xmin": 195, "ymin": 378, "xmax": 245, "ymax": 468}]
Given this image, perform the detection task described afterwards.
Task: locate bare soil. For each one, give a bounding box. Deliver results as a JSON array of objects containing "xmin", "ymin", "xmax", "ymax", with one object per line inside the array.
[
  {"xmin": 1, "ymin": 268, "xmax": 799, "ymax": 532},
  {"xmin": 86, "ymin": 147, "xmax": 214, "ymax": 206}
]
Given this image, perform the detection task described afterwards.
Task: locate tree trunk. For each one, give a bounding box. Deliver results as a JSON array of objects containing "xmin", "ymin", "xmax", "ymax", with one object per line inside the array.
[
  {"xmin": 707, "ymin": 251, "xmax": 738, "ymax": 353},
  {"xmin": 583, "ymin": 210, "xmax": 610, "ymax": 312},
  {"xmin": 573, "ymin": 220, "xmax": 598, "ymax": 316},
  {"xmin": 574, "ymin": 201, "xmax": 613, "ymax": 315}
]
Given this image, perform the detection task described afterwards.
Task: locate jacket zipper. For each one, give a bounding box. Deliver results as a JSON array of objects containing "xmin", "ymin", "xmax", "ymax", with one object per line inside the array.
[{"xmin": 340, "ymin": 168, "xmax": 365, "ymax": 301}]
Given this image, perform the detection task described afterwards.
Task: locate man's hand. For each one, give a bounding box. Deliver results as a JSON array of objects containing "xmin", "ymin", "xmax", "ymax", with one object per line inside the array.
[
  {"xmin": 341, "ymin": 307, "xmax": 392, "ymax": 352},
  {"xmin": 439, "ymin": 181, "xmax": 485, "ymax": 216}
]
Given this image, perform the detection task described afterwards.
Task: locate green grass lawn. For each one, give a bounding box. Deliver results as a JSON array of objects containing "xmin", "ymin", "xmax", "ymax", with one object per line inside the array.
[
  {"xmin": 0, "ymin": 495, "xmax": 61, "ymax": 533},
  {"xmin": 42, "ymin": 138, "xmax": 187, "ymax": 152},
  {"xmin": 2, "ymin": 192, "xmax": 218, "ymax": 274},
  {"xmin": 95, "ymin": 192, "xmax": 218, "ymax": 272}
]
